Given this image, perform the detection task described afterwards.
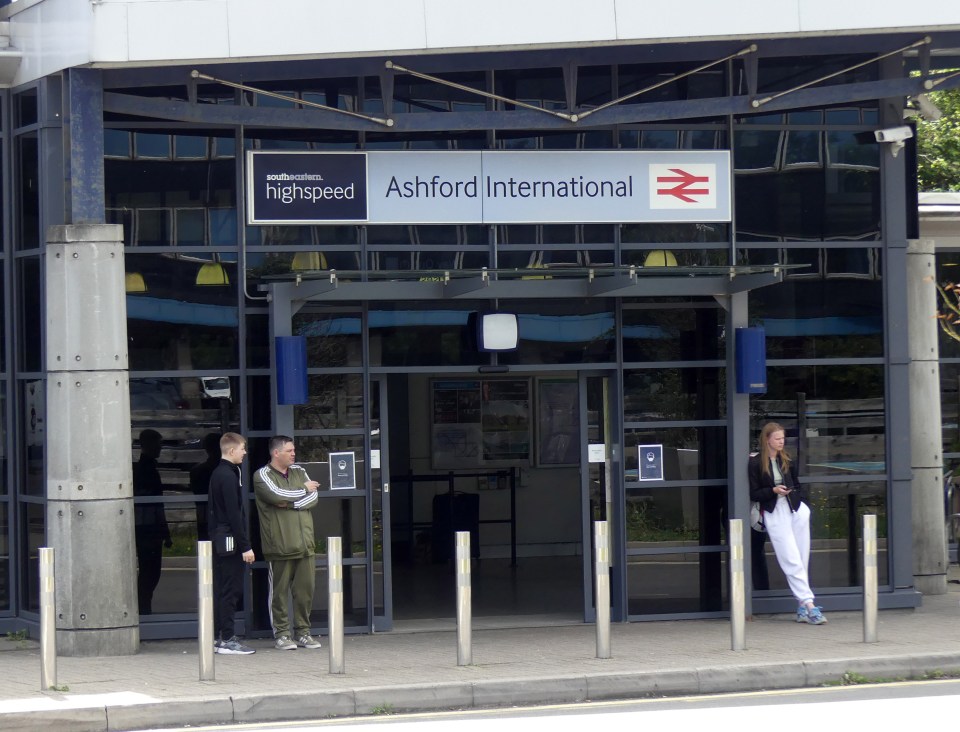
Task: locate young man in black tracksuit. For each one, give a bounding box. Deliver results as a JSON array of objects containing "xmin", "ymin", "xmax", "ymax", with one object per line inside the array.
[{"xmin": 207, "ymin": 432, "xmax": 256, "ymax": 654}]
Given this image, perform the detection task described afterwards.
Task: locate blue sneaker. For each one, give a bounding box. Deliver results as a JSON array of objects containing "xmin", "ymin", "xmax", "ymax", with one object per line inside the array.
[
  {"xmin": 796, "ymin": 605, "xmax": 807, "ymax": 623},
  {"xmin": 803, "ymin": 605, "xmax": 827, "ymax": 625}
]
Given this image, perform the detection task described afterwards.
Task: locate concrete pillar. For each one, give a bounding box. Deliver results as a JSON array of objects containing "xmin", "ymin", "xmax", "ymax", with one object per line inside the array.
[
  {"xmin": 45, "ymin": 224, "xmax": 139, "ymax": 656},
  {"xmin": 907, "ymin": 238, "xmax": 947, "ymax": 594}
]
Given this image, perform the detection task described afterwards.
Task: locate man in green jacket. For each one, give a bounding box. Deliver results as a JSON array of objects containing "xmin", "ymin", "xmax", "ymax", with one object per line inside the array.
[{"xmin": 253, "ymin": 435, "xmax": 322, "ymax": 650}]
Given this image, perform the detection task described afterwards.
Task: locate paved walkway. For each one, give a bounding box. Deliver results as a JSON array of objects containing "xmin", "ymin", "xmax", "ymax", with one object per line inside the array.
[{"xmin": 2, "ymin": 586, "xmax": 960, "ymax": 732}]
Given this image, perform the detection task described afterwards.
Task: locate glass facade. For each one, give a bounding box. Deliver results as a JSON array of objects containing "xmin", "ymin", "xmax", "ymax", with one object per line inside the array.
[{"xmin": 0, "ymin": 44, "xmax": 922, "ymax": 632}]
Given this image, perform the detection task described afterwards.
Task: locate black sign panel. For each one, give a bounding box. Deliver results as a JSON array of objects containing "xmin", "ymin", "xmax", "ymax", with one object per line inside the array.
[
  {"xmin": 638, "ymin": 444, "xmax": 664, "ymax": 481},
  {"xmin": 247, "ymin": 152, "xmax": 368, "ymax": 223}
]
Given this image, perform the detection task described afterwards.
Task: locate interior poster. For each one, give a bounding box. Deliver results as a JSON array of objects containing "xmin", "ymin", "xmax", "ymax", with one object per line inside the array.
[
  {"xmin": 432, "ymin": 379, "xmax": 530, "ymax": 468},
  {"xmin": 537, "ymin": 379, "xmax": 579, "ymax": 466}
]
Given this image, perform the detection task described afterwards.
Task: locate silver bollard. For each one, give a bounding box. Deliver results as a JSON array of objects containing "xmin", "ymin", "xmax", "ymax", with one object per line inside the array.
[
  {"xmin": 729, "ymin": 519, "xmax": 746, "ymax": 651},
  {"xmin": 863, "ymin": 514, "xmax": 878, "ymax": 643},
  {"xmin": 456, "ymin": 531, "xmax": 472, "ymax": 666},
  {"xmin": 328, "ymin": 536, "xmax": 344, "ymax": 674},
  {"xmin": 39, "ymin": 547, "xmax": 57, "ymax": 690},
  {"xmin": 198, "ymin": 540, "xmax": 215, "ymax": 681},
  {"xmin": 594, "ymin": 521, "xmax": 611, "ymax": 659}
]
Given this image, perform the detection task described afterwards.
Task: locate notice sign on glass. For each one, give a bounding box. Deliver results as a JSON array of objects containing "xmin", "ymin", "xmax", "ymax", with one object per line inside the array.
[
  {"xmin": 637, "ymin": 445, "xmax": 664, "ymax": 481},
  {"xmin": 329, "ymin": 451, "xmax": 357, "ymax": 490}
]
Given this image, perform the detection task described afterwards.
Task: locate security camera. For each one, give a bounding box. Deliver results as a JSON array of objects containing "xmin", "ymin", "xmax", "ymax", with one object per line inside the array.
[{"xmin": 873, "ymin": 126, "xmax": 914, "ymax": 143}]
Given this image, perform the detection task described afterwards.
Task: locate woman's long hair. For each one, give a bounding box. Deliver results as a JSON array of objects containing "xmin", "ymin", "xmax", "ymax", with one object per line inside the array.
[{"xmin": 758, "ymin": 422, "xmax": 791, "ymax": 478}]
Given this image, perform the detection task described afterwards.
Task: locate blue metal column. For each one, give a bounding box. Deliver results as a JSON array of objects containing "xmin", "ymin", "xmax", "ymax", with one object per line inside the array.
[{"xmin": 63, "ymin": 68, "xmax": 105, "ymax": 224}]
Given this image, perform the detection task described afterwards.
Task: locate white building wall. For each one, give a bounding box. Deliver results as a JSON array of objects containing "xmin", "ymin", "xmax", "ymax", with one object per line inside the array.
[{"xmin": 4, "ymin": 0, "xmax": 960, "ymax": 86}]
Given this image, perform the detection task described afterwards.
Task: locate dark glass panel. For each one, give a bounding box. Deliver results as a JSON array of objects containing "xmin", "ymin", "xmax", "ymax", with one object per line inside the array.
[
  {"xmin": 244, "ymin": 251, "xmax": 363, "ymax": 292},
  {"xmin": 0, "ymin": 502, "xmax": 8, "ymax": 610},
  {"xmin": 125, "ymin": 253, "xmax": 239, "ymax": 370},
  {"xmin": 16, "ymin": 133, "xmax": 40, "ymax": 250},
  {"xmin": 621, "ymin": 248, "xmax": 729, "ymax": 267},
  {"xmin": 496, "ymin": 248, "xmax": 606, "ymax": 269},
  {"xmin": 940, "ymin": 363, "xmax": 960, "ymax": 459},
  {"xmin": 370, "ymin": 303, "xmax": 481, "ymax": 367},
  {"xmin": 499, "ymin": 299, "xmax": 615, "ymax": 366},
  {"xmin": 105, "ymin": 155, "xmax": 236, "ymax": 246},
  {"xmin": 245, "ymin": 313, "xmax": 270, "ymax": 369},
  {"xmin": 744, "ymin": 252, "xmax": 883, "ymax": 358},
  {"xmin": 21, "ymin": 503, "xmax": 44, "ymax": 611},
  {"xmin": 625, "ymin": 485, "xmax": 727, "ymax": 546},
  {"xmin": 624, "ymin": 368, "xmax": 725, "ymax": 421},
  {"xmin": 734, "ymin": 130, "xmax": 881, "ymax": 241},
  {"xmin": 627, "ymin": 551, "xmax": 728, "ymax": 615},
  {"xmin": 494, "ymin": 68, "xmax": 566, "ymax": 111},
  {"xmin": 784, "ymin": 482, "xmax": 888, "ymax": 589},
  {"xmin": 247, "ymin": 376, "xmax": 272, "ymax": 432},
  {"xmin": 752, "ymin": 365, "xmax": 885, "ymax": 476},
  {"xmin": 754, "ymin": 56, "xmax": 877, "ymax": 96},
  {"xmin": 624, "ymin": 426, "xmax": 727, "ymax": 480},
  {"xmin": 618, "ymin": 63, "xmax": 725, "ymax": 103},
  {"xmin": 0, "ymin": 388, "xmax": 6, "ymax": 495},
  {"xmin": 621, "ymin": 222, "xmax": 728, "ymax": 245},
  {"xmin": 293, "ymin": 309, "xmax": 363, "ymax": 368},
  {"xmin": 17, "ymin": 258, "xmax": 41, "ymax": 372},
  {"xmin": 295, "ymin": 374, "xmax": 364, "ymax": 430},
  {"xmin": 391, "ymin": 71, "xmax": 488, "ymax": 114},
  {"xmin": 141, "ymin": 501, "xmax": 202, "ymax": 614},
  {"xmin": 20, "ymin": 380, "xmax": 44, "ymax": 496},
  {"xmin": 0, "ymin": 263, "xmax": 5, "ymax": 372},
  {"xmin": 576, "ymin": 65, "xmax": 613, "ymax": 108},
  {"xmin": 623, "ymin": 304, "xmax": 724, "ymax": 362},
  {"xmin": 15, "ymin": 88, "xmax": 38, "ymax": 127}
]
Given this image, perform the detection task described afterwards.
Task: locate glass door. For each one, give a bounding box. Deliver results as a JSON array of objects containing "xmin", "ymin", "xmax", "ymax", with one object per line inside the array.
[
  {"xmin": 369, "ymin": 376, "xmax": 393, "ymax": 630},
  {"xmin": 580, "ymin": 372, "xmax": 615, "ymax": 622}
]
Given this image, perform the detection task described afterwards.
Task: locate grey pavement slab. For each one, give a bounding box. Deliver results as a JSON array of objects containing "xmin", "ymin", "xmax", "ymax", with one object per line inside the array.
[{"xmin": 1, "ymin": 587, "xmax": 959, "ymax": 731}]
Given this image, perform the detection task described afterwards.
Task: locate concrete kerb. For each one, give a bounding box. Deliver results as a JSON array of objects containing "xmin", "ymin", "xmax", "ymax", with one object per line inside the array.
[
  {"xmin": 354, "ymin": 682, "xmax": 474, "ymax": 715},
  {"xmin": 696, "ymin": 661, "xmax": 807, "ymax": 695},
  {"xmin": 1, "ymin": 707, "xmax": 107, "ymax": 732},
  {"xmin": 232, "ymin": 689, "xmax": 356, "ymax": 725},
  {"xmin": 106, "ymin": 698, "xmax": 233, "ymax": 732}
]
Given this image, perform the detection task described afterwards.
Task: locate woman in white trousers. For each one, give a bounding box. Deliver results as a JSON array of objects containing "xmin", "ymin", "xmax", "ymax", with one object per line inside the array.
[{"xmin": 748, "ymin": 422, "xmax": 827, "ymax": 625}]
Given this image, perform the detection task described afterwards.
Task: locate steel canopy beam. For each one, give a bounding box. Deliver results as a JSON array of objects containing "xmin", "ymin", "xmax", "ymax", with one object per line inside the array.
[
  {"xmin": 103, "ymin": 72, "xmax": 960, "ymax": 131},
  {"xmin": 266, "ymin": 270, "xmax": 785, "ymax": 304}
]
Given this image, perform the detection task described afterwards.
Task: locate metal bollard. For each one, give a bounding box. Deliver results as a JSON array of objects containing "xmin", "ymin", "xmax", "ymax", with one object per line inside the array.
[
  {"xmin": 594, "ymin": 521, "xmax": 611, "ymax": 659},
  {"xmin": 198, "ymin": 541, "xmax": 215, "ymax": 681},
  {"xmin": 729, "ymin": 519, "xmax": 746, "ymax": 651},
  {"xmin": 39, "ymin": 547, "xmax": 57, "ymax": 690},
  {"xmin": 863, "ymin": 514, "xmax": 878, "ymax": 643},
  {"xmin": 456, "ymin": 531, "xmax": 472, "ymax": 666},
  {"xmin": 328, "ymin": 536, "xmax": 344, "ymax": 674}
]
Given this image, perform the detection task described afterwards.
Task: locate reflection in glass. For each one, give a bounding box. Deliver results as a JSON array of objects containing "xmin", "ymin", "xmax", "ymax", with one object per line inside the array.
[
  {"xmin": 296, "ymin": 374, "xmax": 364, "ymax": 430},
  {"xmin": 22, "ymin": 504, "xmax": 44, "ymax": 611},
  {"xmin": 758, "ymin": 482, "xmax": 889, "ymax": 590},
  {"xmin": 293, "ymin": 310, "xmax": 363, "ymax": 367},
  {"xmin": 624, "ymin": 427, "xmax": 727, "ymax": 481},
  {"xmin": 126, "ymin": 254, "xmax": 239, "ymax": 370},
  {"xmin": 753, "ymin": 366, "xmax": 885, "ymax": 476},
  {"xmin": 623, "ymin": 369, "xmax": 725, "ymax": 421},
  {"xmin": 627, "ymin": 551, "xmax": 728, "ymax": 615},
  {"xmin": 625, "ymin": 486, "xmax": 727, "ymax": 546},
  {"xmin": 745, "ymin": 256, "xmax": 883, "ymax": 359},
  {"xmin": 623, "ymin": 304, "xmax": 724, "ymax": 362},
  {"xmin": 0, "ymin": 503, "xmax": 8, "ymax": 611},
  {"xmin": 21, "ymin": 380, "xmax": 44, "ymax": 496},
  {"xmin": 500, "ymin": 300, "xmax": 616, "ymax": 366},
  {"xmin": 370, "ymin": 304, "xmax": 481, "ymax": 367}
]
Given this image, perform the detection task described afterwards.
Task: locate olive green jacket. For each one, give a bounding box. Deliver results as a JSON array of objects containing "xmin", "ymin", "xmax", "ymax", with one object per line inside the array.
[{"xmin": 252, "ymin": 463, "xmax": 318, "ymax": 561}]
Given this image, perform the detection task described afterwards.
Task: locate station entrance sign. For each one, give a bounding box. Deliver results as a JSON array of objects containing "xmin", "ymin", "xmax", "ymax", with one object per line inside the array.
[{"xmin": 247, "ymin": 150, "xmax": 731, "ymax": 225}]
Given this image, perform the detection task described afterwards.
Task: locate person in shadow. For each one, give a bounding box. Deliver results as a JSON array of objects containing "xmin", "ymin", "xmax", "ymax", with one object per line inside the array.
[
  {"xmin": 190, "ymin": 432, "xmax": 222, "ymax": 542},
  {"xmin": 133, "ymin": 429, "xmax": 172, "ymax": 615}
]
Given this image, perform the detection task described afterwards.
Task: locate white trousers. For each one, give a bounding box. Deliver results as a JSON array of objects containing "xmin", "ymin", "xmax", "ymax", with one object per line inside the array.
[{"xmin": 763, "ymin": 497, "xmax": 814, "ymax": 605}]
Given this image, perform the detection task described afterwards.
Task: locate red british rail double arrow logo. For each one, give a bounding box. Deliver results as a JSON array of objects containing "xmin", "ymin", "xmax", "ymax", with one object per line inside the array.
[{"xmin": 656, "ymin": 168, "xmax": 711, "ymax": 203}]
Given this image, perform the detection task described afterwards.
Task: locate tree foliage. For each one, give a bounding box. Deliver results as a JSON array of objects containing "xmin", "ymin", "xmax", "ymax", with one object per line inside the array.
[{"xmin": 916, "ymin": 85, "xmax": 960, "ymax": 191}]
